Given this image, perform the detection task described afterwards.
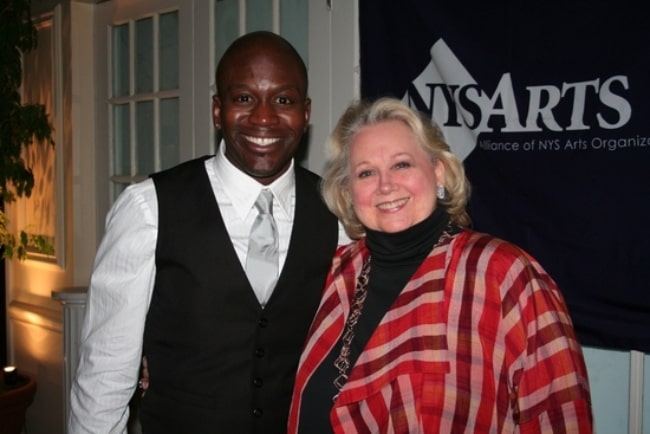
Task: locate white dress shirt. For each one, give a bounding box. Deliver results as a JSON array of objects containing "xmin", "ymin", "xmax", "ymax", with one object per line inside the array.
[
  {"xmin": 212, "ymin": 142, "xmax": 295, "ymax": 302},
  {"xmin": 68, "ymin": 143, "xmax": 350, "ymax": 434}
]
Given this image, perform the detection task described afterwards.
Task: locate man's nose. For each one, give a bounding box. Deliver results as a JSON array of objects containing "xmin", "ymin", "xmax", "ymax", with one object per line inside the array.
[{"xmin": 250, "ymin": 101, "xmax": 278, "ymax": 125}]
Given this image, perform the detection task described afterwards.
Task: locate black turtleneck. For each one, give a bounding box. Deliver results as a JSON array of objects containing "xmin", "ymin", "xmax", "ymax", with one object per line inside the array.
[
  {"xmin": 298, "ymin": 207, "xmax": 451, "ymax": 434},
  {"xmin": 358, "ymin": 205, "xmax": 450, "ymax": 351}
]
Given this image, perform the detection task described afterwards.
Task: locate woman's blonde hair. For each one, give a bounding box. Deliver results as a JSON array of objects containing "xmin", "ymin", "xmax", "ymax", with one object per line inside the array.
[{"xmin": 322, "ymin": 97, "xmax": 472, "ymax": 239}]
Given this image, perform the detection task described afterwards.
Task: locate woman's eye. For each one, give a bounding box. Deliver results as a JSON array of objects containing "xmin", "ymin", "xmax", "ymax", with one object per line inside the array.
[
  {"xmin": 395, "ymin": 161, "xmax": 411, "ymax": 169},
  {"xmin": 357, "ymin": 170, "xmax": 373, "ymax": 178}
]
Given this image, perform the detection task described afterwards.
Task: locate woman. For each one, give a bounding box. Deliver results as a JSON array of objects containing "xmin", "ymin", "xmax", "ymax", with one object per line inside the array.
[{"xmin": 288, "ymin": 98, "xmax": 592, "ymax": 433}]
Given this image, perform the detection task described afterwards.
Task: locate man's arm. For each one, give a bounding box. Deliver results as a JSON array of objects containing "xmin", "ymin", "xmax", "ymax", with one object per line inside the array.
[{"xmin": 68, "ymin": 180, "xmax": 158, "ymax": 434}]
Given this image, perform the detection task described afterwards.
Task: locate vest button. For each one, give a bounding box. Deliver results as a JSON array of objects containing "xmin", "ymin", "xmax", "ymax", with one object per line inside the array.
[
  {"xmin": 255, "ymin": 348, "xmax": 265, "ymax": 358},
  {"xmin": 253, "ymin": 377, "xmax": 263, "ymax": 387},
  {"xmin": 252, "ymin": 408, "xmax": 263, "ymax": 417},
  {"xmin": 258, "ymin": 317, "xmax": 269, "ymax": 328}
]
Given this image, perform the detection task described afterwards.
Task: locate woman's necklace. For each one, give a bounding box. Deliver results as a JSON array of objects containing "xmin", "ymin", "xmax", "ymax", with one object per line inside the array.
[
  {"xmin": 332, "ymin": 257, "xmax": 371, "ymax": 402},
  {"xmin": 332, "ymin": 221, "xmax": 457, "ymax": 402}
]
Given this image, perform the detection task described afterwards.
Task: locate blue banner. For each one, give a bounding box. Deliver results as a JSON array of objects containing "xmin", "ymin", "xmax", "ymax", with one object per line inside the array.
[{"xmin": 360, "ymin": 0, "xmax": 650, "ymax": 352}]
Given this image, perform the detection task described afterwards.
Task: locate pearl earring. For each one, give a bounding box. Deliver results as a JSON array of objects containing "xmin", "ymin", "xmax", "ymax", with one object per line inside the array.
[{"xmin": 436, "ymin": 184, "xmax": 445, "ymax": 200}]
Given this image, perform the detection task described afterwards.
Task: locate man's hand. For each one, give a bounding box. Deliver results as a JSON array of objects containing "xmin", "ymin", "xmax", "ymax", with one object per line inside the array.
[{"xmin": 138, "ymin": 355, "xmax": 150, "ymax": 397}]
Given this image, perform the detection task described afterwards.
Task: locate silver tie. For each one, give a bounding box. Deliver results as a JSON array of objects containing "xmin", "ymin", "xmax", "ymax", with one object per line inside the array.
[{"xmin": 246, "ymin": 189, "xmax": 279, "ymax": 304}]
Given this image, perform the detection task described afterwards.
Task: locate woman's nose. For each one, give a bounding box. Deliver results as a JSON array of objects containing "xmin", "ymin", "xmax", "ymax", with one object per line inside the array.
[{"xmin": 378, "ymin": 172, "xmax": 395, "ymax": 194}]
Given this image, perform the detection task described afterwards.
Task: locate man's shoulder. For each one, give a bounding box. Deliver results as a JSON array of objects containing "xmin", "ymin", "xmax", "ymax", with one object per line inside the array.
[
  {"xmin": 294, "ymin": 165, "xmax": 322, "ymax": 186},
  {"xmin": 150, "ymin": 156, "xmax": 212, "ymax": 182},
  {"xmin": 293, "ymin": 166, "xmax": 338, "ymax": 228}
]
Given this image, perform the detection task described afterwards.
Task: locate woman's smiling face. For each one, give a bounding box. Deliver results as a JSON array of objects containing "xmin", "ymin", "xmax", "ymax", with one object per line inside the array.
[{"xmin": 349, "ymin": 120, "xmax": 445, "ymax": 233}]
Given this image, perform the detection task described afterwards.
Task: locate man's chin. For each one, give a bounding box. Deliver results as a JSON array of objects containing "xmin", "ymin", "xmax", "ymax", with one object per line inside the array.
[{"xmin": 247, "ymin": 165, "xmax": 290, "ymax": 185}]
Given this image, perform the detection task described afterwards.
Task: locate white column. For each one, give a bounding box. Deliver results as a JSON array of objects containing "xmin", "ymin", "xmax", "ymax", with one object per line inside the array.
[{"xmin": 52, "ymin": 287, "xmax": 88, "ymax": 434}]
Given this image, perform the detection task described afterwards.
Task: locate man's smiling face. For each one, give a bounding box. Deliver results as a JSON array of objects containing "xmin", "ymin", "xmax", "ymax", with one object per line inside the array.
[{"xmin": 213, "ymin": 37, "xmax": 311, "ymax": 185}]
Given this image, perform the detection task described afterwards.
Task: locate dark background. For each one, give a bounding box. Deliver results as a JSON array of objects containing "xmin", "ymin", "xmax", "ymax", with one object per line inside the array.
[{"xmin": 360, "ymin": 0, "xmax": 650, "ymax": 352}]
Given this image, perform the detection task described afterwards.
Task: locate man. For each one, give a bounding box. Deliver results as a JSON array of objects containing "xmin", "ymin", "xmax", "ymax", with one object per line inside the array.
[{"xmin": 69, "ymin": 31, "xmax": 345, "ymax": 433}]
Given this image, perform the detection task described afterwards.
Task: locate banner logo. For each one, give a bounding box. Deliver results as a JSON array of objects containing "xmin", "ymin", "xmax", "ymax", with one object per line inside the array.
[{"xmin": 403, "ymin": 39, "xmax": 633, "ymax": 160}]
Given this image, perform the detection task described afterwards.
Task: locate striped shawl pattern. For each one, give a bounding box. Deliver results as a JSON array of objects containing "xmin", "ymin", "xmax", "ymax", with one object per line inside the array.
[{"xmin": 289, "ymin": 229, "xmax": 592, "ymax": 433}]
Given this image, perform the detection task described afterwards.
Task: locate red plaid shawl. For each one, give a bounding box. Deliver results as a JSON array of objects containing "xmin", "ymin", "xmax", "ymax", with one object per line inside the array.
[{"xmin": 289, "ymin": 229, "xmax": 592, "ymax": 433}]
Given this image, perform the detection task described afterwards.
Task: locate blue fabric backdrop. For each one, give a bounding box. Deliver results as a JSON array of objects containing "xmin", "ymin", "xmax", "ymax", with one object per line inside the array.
[{"xmin": 359, "ymin": 0, "xmax": 650, "ymax": 352}]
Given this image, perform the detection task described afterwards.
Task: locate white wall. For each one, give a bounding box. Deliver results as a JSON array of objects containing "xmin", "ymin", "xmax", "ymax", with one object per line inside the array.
[
  {"xmin": 305, "ymin": 0, "xmax": 360, "ymax": 176},
  {"xmin": 584, "ymin": 347, "xmax": 648, "ymax": 433}
]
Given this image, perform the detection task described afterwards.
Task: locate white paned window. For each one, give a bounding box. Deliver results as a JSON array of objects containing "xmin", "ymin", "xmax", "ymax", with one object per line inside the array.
[
  {"xmin": 280, "ymin": 0, "xmax": 307, "ymax": 64},
  {"xmin": 108, "ymin": 10, "xmax": 180, "ymax": 198},
  {"xmin": 214, "ymin": 0, "xmax": 308, "ymax": 69}
]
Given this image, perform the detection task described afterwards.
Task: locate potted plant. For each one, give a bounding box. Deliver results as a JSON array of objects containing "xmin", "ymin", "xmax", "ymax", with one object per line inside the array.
[
  {"xmin": 0, "ymin": 1, "xmax": 53, "ymax": 428},
  {"xmin": 0, "ymin": 0, "xmax": 55, "ymax": 260}
]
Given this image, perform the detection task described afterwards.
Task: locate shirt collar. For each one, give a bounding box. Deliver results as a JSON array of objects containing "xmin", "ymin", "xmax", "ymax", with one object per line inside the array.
[{"xmin": 213, "ymin": 140, "xmax": 295, "ymax": 219}]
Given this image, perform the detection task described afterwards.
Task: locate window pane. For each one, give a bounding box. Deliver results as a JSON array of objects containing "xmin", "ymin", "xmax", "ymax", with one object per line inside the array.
[
  {"xmin": 113, "ymin": 104, "xmax": 131, "ymax": 176},
  {"xmin": 136, "ymin": 101, "xmax": 154, "ymax": 176},
  {"xmin": 113, "ymin": 183, "xmax": 127, "ymax": 199},
  {"xmin": 281, "ymin": 0, "xmax": 308, "ymax": 64},
  {"xmin": 160, "ymin": 98, "xmax": 180, "ymax": 170},
  {"xmin": 215, "ymin": 0, "xmax": 240, "ymax": 62},
  {"xmin": 112, "ymin": 24, "xmax": 130, "ymax": 97},
  {"xmin": 246, "ymin": 0, "xmax": 272, "ymax": 32},
  {"xmin": 136, "ymin": 17, "xmax": 153, "ymax": 93},
  {"xmin": 159, "ymin": 11, "xmax": 179, "ymax": 91}
]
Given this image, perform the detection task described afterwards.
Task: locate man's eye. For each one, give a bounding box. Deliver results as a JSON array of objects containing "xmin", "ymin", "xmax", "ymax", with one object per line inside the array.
[
  {"xmin": 235, "ymin": 95, "xmax": 251, "ymax": 103},
  {"xmin": 275, "ymin": 96, "xmax": 292, "ymax": 105}
]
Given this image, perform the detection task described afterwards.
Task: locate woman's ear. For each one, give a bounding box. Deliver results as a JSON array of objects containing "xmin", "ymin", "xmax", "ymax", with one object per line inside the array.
[{"xmin": 435, "ymin": 159, "xmax": 446, "ymax": 186}]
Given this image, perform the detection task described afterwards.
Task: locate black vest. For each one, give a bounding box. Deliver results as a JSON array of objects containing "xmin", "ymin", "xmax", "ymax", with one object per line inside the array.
[{"xmin": 140, "ymin": 157, "xmax": 338, "ymax": 433}]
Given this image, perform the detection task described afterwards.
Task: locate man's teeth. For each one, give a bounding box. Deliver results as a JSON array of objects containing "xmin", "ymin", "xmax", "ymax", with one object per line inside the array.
[
  {"xmin": 377, "ymin": 198, "xmax": 408, "ymax": 210},
  {"xmin": 245, "ymin": 136, "xmax": 279, "ymax": 146}
]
